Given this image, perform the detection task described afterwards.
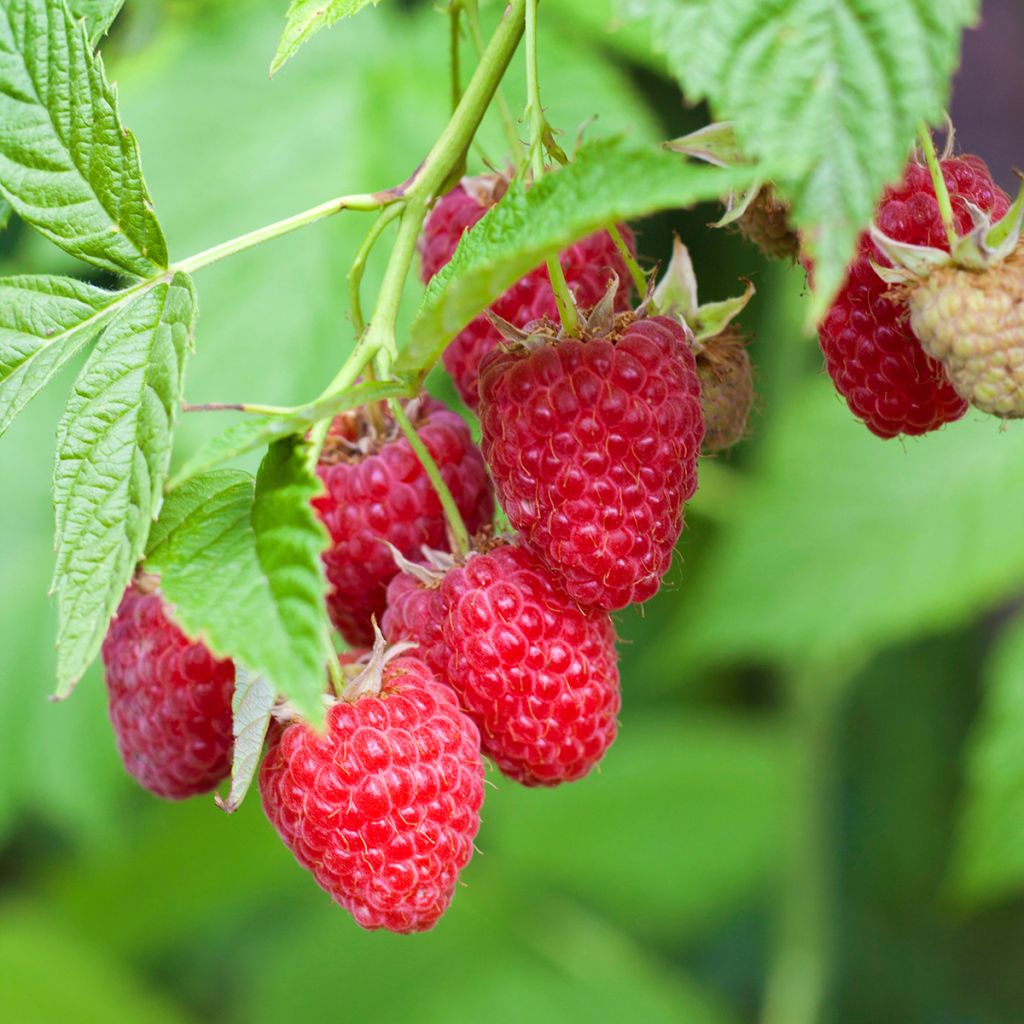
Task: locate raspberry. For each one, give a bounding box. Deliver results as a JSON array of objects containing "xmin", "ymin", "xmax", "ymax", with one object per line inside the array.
[
  {"xmin": 101, "ymin": 579, "xmax": 234, "ymax": 800},
  {"xmin": 909, "ymin": 241, "xmax": 1024, "ymax": 417},
  {"xmin": 818, "ymin": 155, "xmax": 1010, "ymax": 438},
  {"xmin": 735, "ymin": 185, "xmax": 799, "ymax": 260},
  {"xmin": 477, "ymin": 314, "xmax": 704, "ymax": 610},
  {"xmin": 419, "ymin": 174, "xmax": 636, "ymax": 408},
  {"xmin": 382, "ymin": 540, "xmax": 620, "ymax": 786},
  {"xmin": 259, "ymin": 651, "xmax": 484, "ymax": 933},
  {"xmin": 695, "ymin": 330, "xmax": 754, "ymax": 451},
  {"xmin": 314, "ymin": 398, "xmax": 493, "ymax": 646}
]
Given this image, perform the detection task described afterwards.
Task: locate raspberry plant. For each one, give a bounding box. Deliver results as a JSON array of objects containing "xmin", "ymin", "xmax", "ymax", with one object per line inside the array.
[{"xmin": 1, "ymin": 0, "xmax": 1023, "ymax": 1001}]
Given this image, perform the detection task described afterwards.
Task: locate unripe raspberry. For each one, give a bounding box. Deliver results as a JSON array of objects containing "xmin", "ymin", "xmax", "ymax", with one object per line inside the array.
[
  {"xmin": 259, "ymin": 652, "xmax": 484, "ymax": 933},
  {"xmin": 419, "ymin": 174, "xmax": 636, "ymax": 408},
  {"xmin": 817, "ymin": 155, "xmax": 1009, "ymax": 438},
  {"xmin": 908, "ymin": 242, "xmax": 1024, "ymax": 417},
  {"xmin": 101, "ymin": 579, "xmax": 234, "ymax": 800},
  {"xmin": 382, "ymin": 540, "xmax": 620, "ymax": 786},
  {"xmin": 695, "ymin": 331, "xmax": 754, "ymax": 450},
  {"xmin": 478, "ymin": 313, "xmax": 704, "ymax": 610},
  {"xmin": 314, "ymin": 398, "xmax": 493, "ymax": 646},
  {"xmin": 736, "ymin": 185, "xmax": 799, "ymax": 260}
]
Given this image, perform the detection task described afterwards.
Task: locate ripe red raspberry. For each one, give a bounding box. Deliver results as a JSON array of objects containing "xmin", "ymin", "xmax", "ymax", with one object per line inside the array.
[
  {"xmin": 382, "ymin": 540, "xmax": 620, "ymax": 786},
  {"xmin": 258, "ymin": 652, "xmax": 484, "ymax": 933},
  {"xmin": 477, "ymin": 314, "xmax": 704, "ymax": 610},
  {"xmin": 101, "ymin": 579, "xmax": 234, "ymax": 800},
  {"xmin": 314, "ymin": 398, "xmax": 493, "ymax": 646},
  {"xmin": 419, "ymin": 174, "xmax": 636, "ymax": 408},
  {"xmin": 818, "ymin": 154, "xmax": 1010, "ymax": 438}
]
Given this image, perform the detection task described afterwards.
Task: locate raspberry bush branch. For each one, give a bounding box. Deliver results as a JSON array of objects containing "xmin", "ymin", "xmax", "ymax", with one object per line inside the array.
[{"xmin": 916, "ymin": 122, "xmax": 958, "ymax": 250}]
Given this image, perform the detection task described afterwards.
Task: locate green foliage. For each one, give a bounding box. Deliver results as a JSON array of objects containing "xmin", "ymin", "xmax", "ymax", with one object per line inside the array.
[
  {"xmin": 146, "ymin": 438, "xmax": 331, "ymax": 727},
  {"xmin": 953, "ymin": 613, "xmax": 1024, "ymax": 901},
  {"xmin": 53, "ymin": 273, "xmax": 196, "ymax": 696},
  {"xmin": 271, "ymin": 0, "xmax": 382, "ymax": 75},
  {"xmin": 0, "ymin": 275, "xmax": 120, "ymax": 437},
  {"xmin": 0, "ymin": 0, "xmax": 167, "ymax": 278},
  {"xmin": 218, "ymin": 666, "xmax": 276, "ymax": 812},
  {"xmin": 401, "ymin": 138, "xmax": 752, "ymax": 375},
  {"xmin": 626, "ymin": 0, "xmax": 979, "ymax": 315},
  {"xmin": 69, "ymin": 0, "xmax": 125, "ymax": 42},
  {"xmin": 661, "ymin": 384, "xmax": 1024, "ymax": 672},
  {"xmin": 0, "ymin": 905, "xmax": 190, "ymax": 1024}
]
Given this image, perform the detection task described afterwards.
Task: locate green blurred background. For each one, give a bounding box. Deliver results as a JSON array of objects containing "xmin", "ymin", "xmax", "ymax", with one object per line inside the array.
[{"xmin": 3, "ymin": 1, "xmax": 1024, "ymax": 1021}]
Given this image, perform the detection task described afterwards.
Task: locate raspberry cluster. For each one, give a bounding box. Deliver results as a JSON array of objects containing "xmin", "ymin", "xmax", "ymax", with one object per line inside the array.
[
  {"xmin": 100, "ymin": 176, "xmax": 751, "ymax": 935},
  {"xmin": 817, "ymin": 154, "xmax": 1010, "ymax": 437}
]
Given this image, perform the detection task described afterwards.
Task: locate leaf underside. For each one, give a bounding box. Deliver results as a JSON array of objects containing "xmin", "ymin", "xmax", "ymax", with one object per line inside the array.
[{"xmin": 271, "ymin": 0, "xmax": 382, "ymax": 75}]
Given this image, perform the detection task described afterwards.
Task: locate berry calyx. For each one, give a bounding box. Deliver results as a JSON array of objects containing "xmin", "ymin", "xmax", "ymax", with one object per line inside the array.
[
  {"xmin": 382, "ymin": 539, "xmax": 621, "ymax": 786},
  {"xmin": 101, "ymin": 577, "xmax": 235, "ymax": 800},
  {"xmin": 259, "ymin": 637, "xmax": 484, "ymax": 934},
  {"xmin": 314, "ymin": 397, "xmax": 493, "ymax": 646},
  {"xmin": 477, "ymin": 301, "xmax": 705, "ymax": 610},
  {"xmin": 419, "ymin": 173, "xmax": 637, "ymax": 408}
]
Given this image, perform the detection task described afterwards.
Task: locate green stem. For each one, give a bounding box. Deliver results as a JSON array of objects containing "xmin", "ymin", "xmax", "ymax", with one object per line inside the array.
[
  {"xmin": 390, "ymin": 399, "xmax": 471, "ymax": 556},
  {"xmin": 172, "ymin": 190, "xmax": 397, "ymax": 275},
  {"xmin": 760, "ymin": 666, "xmax": 849, "ymax": 1024},
  {"xmin": 917, "ymin": 123, "xmax": 957, "ymax": 250},
  {"xmin": 322, "ymin": 0, "xmax": 527, "ymax": 395},
  {"xmin": 525, "ymin": 0, "xmax": 577, "ymax": 335},
  {"xmin": 449, "ymin": 1, "xmax": 462, "ymax": 114},
  {"xmin": 464, "ymin": 0, "xmax": 523, "ymax": 160},
  {"xmin": 609, "ymin": 223, "xmax": 646, "ymax": 295},
  {"xmin": 348, "ymin": 203, "xmax": 404, "ymax": 337}
]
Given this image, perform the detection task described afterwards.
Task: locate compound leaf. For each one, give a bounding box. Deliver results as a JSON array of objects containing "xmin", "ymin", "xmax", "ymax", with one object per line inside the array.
[
  {"xmin": 146, "ymin": 439, "xmax": 331, "ymax": 728},
  {"xmin": 0, "ymin": 0, "xmax": 168, "ymax": 277},
  {"xmin": 52, "ymin": 273, "xmax": 195, "ymax": 696}
]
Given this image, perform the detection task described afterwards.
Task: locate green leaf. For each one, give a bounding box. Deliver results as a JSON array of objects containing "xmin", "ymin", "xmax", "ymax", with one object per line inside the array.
[
  {"xmin": 145, "ymin": 439, "xmax": 331, "ymax": 727},
  {"xmin": 0, "ymin": 0, "xmax": 168, "ymax": 277},
  {"xmin": 626, "ymin": 0, "xmax": 979, "ymax": 315},
  {"xmin": 216, "ymin": 665, "xmax": 276, "ymax": 814},
  {"xmin": 169, "ymin": 378, "xmax": 413, "ymax": 488},
  {"xmin": 952, "ymin": 614, "xmax": 1024, "ymax": 902},
  {"xmin": 660, "ymin": 382, "xmax": 1024, "ymax": 673},
  {"xmin": 0, "ymin": 197, "xmax": 11, "ymax": 231},
  {"xmin": 271, "ymin": 0, "xmax": 382, "ymax": 76},
  {"xmin": 0, "ymin": 275, "xmax": 128, "ymax": 438},
  {"xmin": 52, "ymin": 273, "xmax": 195, "ymax": 697},
  {"xmin": 400, "ymin": 138, "xmax": 751, "ymax": 376},
  {"xmin": 69, "ymin": 0, "xmax": 125, "ymax": 43}
]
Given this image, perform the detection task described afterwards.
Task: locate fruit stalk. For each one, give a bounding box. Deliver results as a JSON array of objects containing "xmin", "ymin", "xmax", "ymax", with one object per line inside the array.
[
  {"xmin": 917, "ymin": 123, "xmax": 957, "ymax": 250},
  {"xmin": 389, "ymin": 399, "xmax": 472, "ymax": 556}
]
